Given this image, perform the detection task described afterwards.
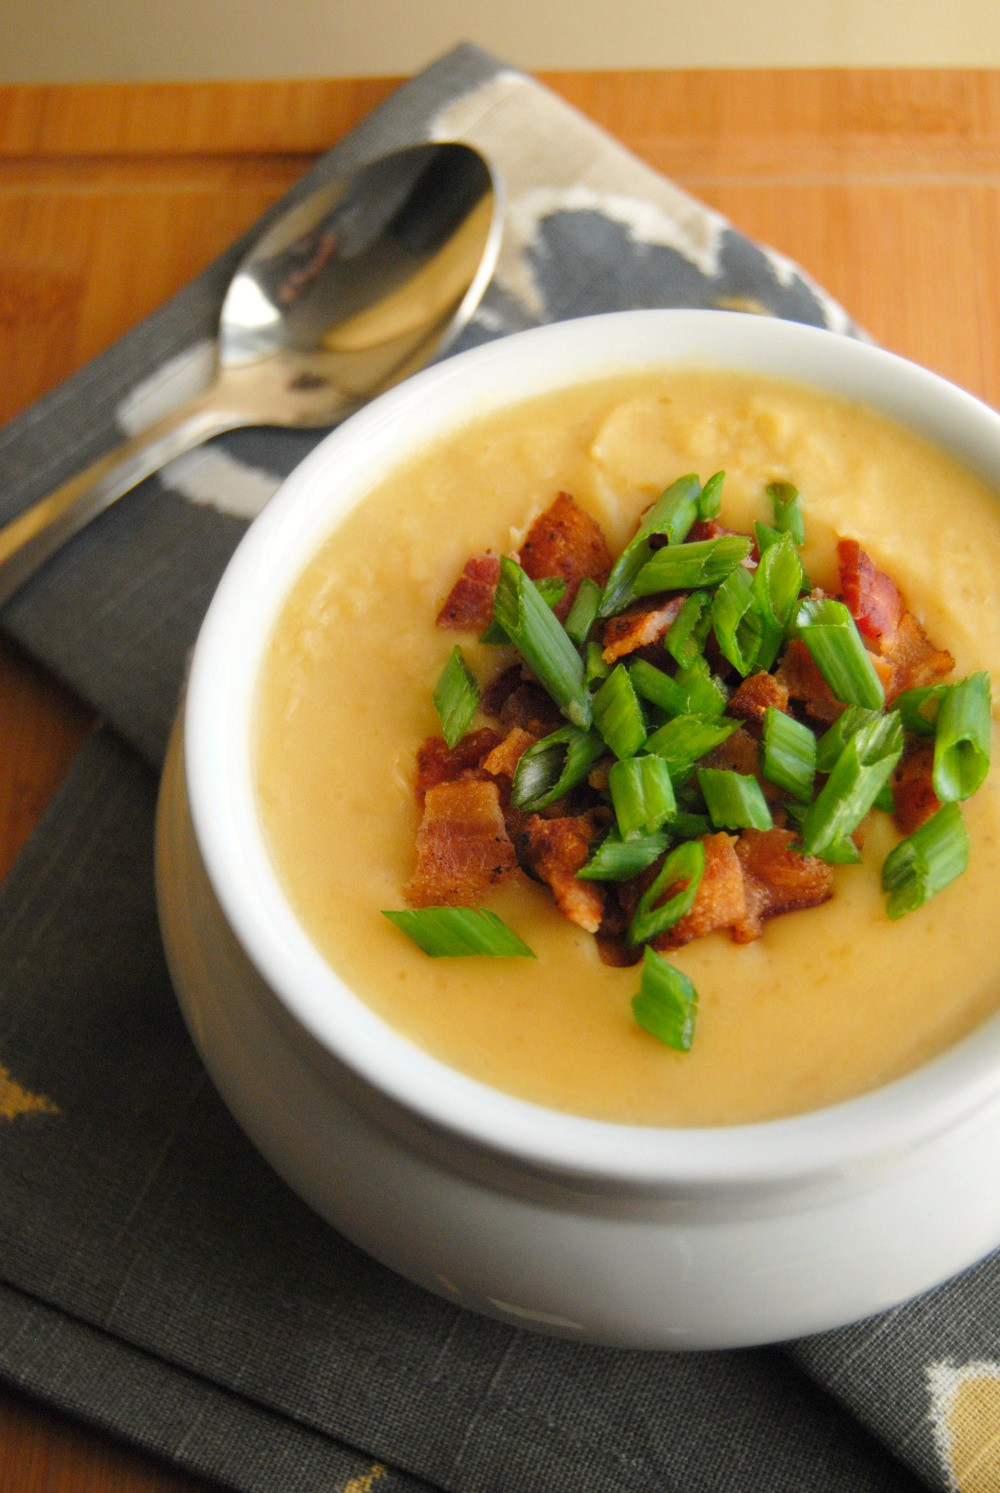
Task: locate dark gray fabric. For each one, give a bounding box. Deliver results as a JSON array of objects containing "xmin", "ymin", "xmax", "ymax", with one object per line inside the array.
[{"xmin": 0, "ymin": 42, "xmax": 986, "ymax": 1493}]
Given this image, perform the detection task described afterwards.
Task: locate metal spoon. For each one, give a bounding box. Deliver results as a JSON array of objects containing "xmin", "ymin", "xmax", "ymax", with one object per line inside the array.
[{"xmin": 0, "ymin": 142, "xmax": 501, "ymax": 605}]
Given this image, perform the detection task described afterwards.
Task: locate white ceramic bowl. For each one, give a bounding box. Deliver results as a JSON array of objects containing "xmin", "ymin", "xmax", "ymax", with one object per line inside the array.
[{"xmin": 156, "ymin": 309, "xmax": 1000, "ymax": 1349}]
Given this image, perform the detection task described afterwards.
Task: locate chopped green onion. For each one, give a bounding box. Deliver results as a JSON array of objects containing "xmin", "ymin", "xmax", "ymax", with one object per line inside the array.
[
  {"xmin": 873, "ymin": 783, "xmax": 895, "ymax": 815},
  {"xmin": 767, "ymin": 480, "xmax": 805, "ymax": 545},
  {"xmin": 631, "ymin": 946, "xmax": 698, "ymax": 1052},
  {"xmin": 712, "ymin": 564, "xmax": 763, "ymax": 676},
  {"xmin": 761, "ymin": 706, "xmax": 817, "ymax": 804},
  {"xmin": 821, "ymin": 836, "xmax": 863, "ymax": 864},
  {"xmin": 697, "ymin": 767, "xmax": 774, "ymax": 831},
  {"xmin": 481, "ymin": 574, "xmax": 565, "ymax": 642},
  {"xmin": 609, "ymin": 754, "xmax": 676, "ymax": 840},
  {"xmin": 646, "ymin": 713, "xmax": 738, "ymax": 780},
  {"xmin": 932, "ymin": 671, "xmax": 992, "ymax": 802},
  {"xmin": 753, "ymin": 531, "xmax": 805, "ymax": 670},
  {"xmin": 493, "ymin": 557, "xmax": 591, "ymax": 729},
  {"xmin": 697, "ymin": 470, "xmax": 725, "ymax": 520},
  {"xmin": 892, "ymin": 683, "xmax": 950, "ymax": 737},
  {"xmin": 753, "ymin": 519, "xmax": 782, "ymax": 555},
  {"xmin": 585, "ymin": 640, "xmax": 610, "ymax": 688},
  {"xmin": 799, "ymin": 712, "xmax": 904, "ymax": 860},
  {"xmin": 382, "ymin": 907, "xmax": 536, "ymax": 958},
  {"xmin": 511, "ymin": 725, "xmax": 606, "ymax": 812},
  {"xmin": 592, "ymin": 664, "xmax": 647, "ymax": 759},
  {"xmin": 629, "ymin": 838, "xmax": 706, "ymax": 945},
  {"xmin": 577, "ymin": 825, "xmax": 671, "ymax": 881},
  {"xmin": 563, "ymin": 576, "xmax": 602, "ymax": 646},
  {"xmin": 669, "ymin": 808, "xmax": 713, "ymax": 838},
  {"xmin": 633, "ymin": 535, "xmax": 752, "ymax": 597},
  {"xmin": 663, "ymin": 589, "xmax": 713, "ymax": 668},
  {"xmin": 815, "ymin": 704, "xmax": 884, "ymax": 773},
  {"xmin": 881, "ymin": 802, "xmax": 969, "ymax": 919},
  {"xmin": 795, "ymin": 597, "xmax": 886, "ymax": 710},
  {"xmin": 598, "ymin": 474, "xmax": 702, "ymax": 616},
  {"xmin": 630, "ymin": 657, "xmax": 727, "ymax": 722},
  {"xmin": 433, "ymin": 646, "xmax": 480, "ymax": 748}
]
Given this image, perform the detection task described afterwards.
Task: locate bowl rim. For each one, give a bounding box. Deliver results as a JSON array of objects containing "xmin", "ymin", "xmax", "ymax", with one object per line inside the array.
[{"xmin": 183, "ymin": 307, "xmax": 1000, "ymax": 1189}]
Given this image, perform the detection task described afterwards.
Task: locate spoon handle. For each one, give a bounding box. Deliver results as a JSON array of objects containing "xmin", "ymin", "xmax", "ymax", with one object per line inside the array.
[{"xmin": 0, "ymin": 391, "xmax": 249, "ymax": 607}]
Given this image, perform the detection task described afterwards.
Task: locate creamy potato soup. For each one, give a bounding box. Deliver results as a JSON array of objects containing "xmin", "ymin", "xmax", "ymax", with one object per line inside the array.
[{"xmin": 255, "ymin": 370, "xmax": 1000, "ymax": 1126}]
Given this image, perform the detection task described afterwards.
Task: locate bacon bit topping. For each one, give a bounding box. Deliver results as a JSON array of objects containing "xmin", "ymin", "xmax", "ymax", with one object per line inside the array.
[
  {"xmin": 407, "ymin": 779, "xmax": 519, "ymax": 907},
  {"xmin": 773, "ymin": 637, "xmax": 845, "ymax": 724},
  {"xmin": 600, "ymin": 595, "xmax": 688, "ymax": 664},
  {"xmin": 414, "ymin": 728, "xmax": 503, "ymax": 805},
  {"xmin": 497, "ymin": 680, "xmax": 565, "ymax": 737},
  {"xmin": 651, "ymin": 833, "xmax": 748, "ymax": 950},
  {"xmin": 837, "ymin": 538, "xmax": 954, "ymax": 701},
  {"xmin": 733, "ymin": 828, "xmax": 834, "ymax": 944},
  {"xmin": 838, "ymin": 539, "xmax": 905, "ymax": 648},
  {"xmin": 883, "ymin": 611, "xmax": 954, "ymax": 703},
  {"xmin": 480, "ymin": 727, "xmax": 537, "ymax": 780},
  {"xmin": 518, "ymin": 492, "xmax": 612, "ymax": 617},
  {"xmin": 436, "ymin": 553, "xmax": 501, "ymax": 632},
  {"xmin": 727, "ymin": 670, "xmax": 790, "ymax": 731},
  {"xmin": 515, "ymin": 813, "xmax": 606, "ymax": 933},
  {"xmin": 891, "ymin": 738, "xmax": 941, "ymax": 835}
]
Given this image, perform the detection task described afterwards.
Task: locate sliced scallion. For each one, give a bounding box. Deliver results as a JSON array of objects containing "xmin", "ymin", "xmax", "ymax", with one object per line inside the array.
[
  {"xmin": 663, "ymin": 589, "xmax": 712, "ymax": 668},
  {"xmin": 697, "ymin": 767, "xmax": 774, "ymax": 831},
  {"xmin": 881, "ymin": 802, "xmax": 969, "ymax": 919},
  {"xmin": 493, "ymin": 557, "xmax": 591, "ymax": 729},
  {"xmin": 563, "ymin": 575, "xmax": 602, "ymax": 647},
  {"xmin": 646, "ymin": 713, "xmax": 738, "ymax": 780},
  {"xmin": 629, "ymin": 838, "xmax": 706, "ymax": 945},
  {"xmin": 382, "ymin": 907, "xmax": 536, "ymax": 958},
  {"xmin": 481, "ymin": 573, "xmax": 565, "ymax": 643},
  {"xmin": 609, "ymin": 754, "xmax": 676, "ymax": 840},
  {"xmin": 577, "ymin": 825, "xmax": 672, "ymax": 882},
  {"xmin": 631, "ymin": 946, "xmax": 698, "ymax": 1052},
  {"xmin": 697, "ymin": 470, "xmax": 725, "ymax": 520},
  {"xmin": 761, "ymin": 706, "xmax": 817, "ymax": 804},
  {"xmin": 585, "ymin": 639, "xmax": 610, "ymax": 689},
  {"xmin": 795, "ymin": 597, "xmax": 886, "ymax": 711},
  {"xmin": 712, "ymin": 564, "xmax": 763, "ymax": 676},
  {"xmin": 767, "ymin": 480, "xmax": 805, "ymax": 545},
  {"xmin": 892, "ymin": 682, "xmax": 950, "ymax": 737},
  {"xmin": 633, "ymin": 535, "xmax": 752, "ymax": 597},
  {"xmin": 932, "ymin": 671, "xmax": 992, "ymax": 803},
  {"xmin": 753, "ymin": 531, "xmax": 804, "ymax": 670},
  {"xmin": 592, "ymin": 663, "xmax": 647, "ymax": 759},
  {"xmin": 815, "ymin": 704, "xmax": 884, "ymax": 773},
  {"xmin": 511, "ymin": 725, "xmax": 606, "ymax": 812},
  {"xmin": 799, "ymin": 712, "xmax": 904, "ymax": 860},
  {"xmin": 598, "ymin": 474, "xmax": 702, "ymax": 616},
  {"xmin": 433, "ymin": 646, "xmax": 480, "ymax": 748}
]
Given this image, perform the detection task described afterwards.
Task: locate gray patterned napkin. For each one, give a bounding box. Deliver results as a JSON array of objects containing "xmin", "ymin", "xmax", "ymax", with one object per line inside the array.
[{"xmin": 0, "ymin": 43, "xmax": 994, "ymax": 1492}]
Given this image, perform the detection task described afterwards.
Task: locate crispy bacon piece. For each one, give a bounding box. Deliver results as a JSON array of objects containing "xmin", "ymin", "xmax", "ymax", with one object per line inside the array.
[
  {"xmin": 498, "ymin": 681, "xmax": 565, "ymax": 737},
  {"xmin": 773, "ymin": 637, "xmax": 844, "ymax": 724},
  {"xmin": 891, "ymin": 738, "xmax": 941, "ymax": 835},
  {"xmin": 406, "ymin": 779, "xmax": 519, "ymax": 907},
  {"xmin": 515, "ymin": 813, "xmax": 605, "ymax": 933},
  {"xmin": 651, "ymin": 833, "xmax": 748, "ymax": 951},
  {"xmin": 480, "ymin": 727, "xmax": 536, "ymax": 781},
  {"xmin": 600, "ymin": 595, "xmax": 687, "ymax": 664},
  {"xmin": 727, "ymin": 670, "xmax": 790, "ymax": 732},
  {"xmin": 436, "ymin": 553, "xmax": 501, "ymax": 632},
  {"xmin": 884, "ymin": 611, "xmax": 954, "ymax": 702},
  {"xmin": 838, "ymin": 539, "xmax": 905, "ymax": 649},
  {"xmin": 837, "ymin": 539, "xmax": 953, "ymax": 701},
  {"xmin": 414, "ymin": 729, "xmax": 502, "ymax": 805},
  {"xmin": 733, "ymin": 827, "xmax": 833, "ymax": 943},
  {"xmin": 518, "ymin": 492, "xmax": 612, "ymax": 617}
]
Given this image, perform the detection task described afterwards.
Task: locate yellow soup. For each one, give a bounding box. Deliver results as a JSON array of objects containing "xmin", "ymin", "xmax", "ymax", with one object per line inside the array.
[{"xmin": 255, "ymin": 369, "xmax": 1000, "ymax": 1126}]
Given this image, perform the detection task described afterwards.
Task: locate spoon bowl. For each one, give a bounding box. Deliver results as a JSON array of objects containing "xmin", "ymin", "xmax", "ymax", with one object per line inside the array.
[{"xmin": 0, "ymin": 142, "xmax": 501, "ymax": 605}]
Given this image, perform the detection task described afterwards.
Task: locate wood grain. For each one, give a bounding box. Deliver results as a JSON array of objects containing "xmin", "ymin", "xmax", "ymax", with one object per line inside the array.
[{"xmin": 1, "ymin": 67, "xmax": 998, "ymax": 1491}]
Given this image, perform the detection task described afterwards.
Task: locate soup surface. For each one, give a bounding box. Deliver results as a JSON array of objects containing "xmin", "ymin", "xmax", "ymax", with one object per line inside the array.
[{"xmin": 255, "ymin": 369, "xmax": 1000, "ymax": 1126}]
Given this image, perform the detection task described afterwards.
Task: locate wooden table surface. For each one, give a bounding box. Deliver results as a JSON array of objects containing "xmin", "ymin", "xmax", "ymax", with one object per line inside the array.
[{"xmin": 1, "ymin": 65, "xmax": 999, "ymax": 1491}]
